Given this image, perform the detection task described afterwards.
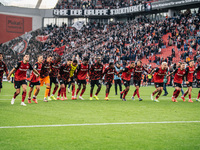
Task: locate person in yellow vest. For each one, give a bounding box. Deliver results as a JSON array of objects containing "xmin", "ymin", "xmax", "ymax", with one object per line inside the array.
[
  {"xmin": 69, "ymin": 60, "xmax": 78, "ymax": 100},
  {"xmin": 148, "ymin": 74, "xmax": 152, "ymax": 85},
  {"xmin": 11, "ymin": 73, "xmax": 14, "ymax": 83}
]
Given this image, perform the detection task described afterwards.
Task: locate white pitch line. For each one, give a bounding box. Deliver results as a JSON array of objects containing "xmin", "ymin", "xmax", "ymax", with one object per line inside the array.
[{"xmin": 0, "ymin": 121, "xmax": 200, "ymax": 129}]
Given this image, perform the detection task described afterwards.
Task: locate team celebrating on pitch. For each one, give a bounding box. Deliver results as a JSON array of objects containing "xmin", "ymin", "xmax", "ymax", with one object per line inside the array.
[{"xmin": 0, "ymin": 53, "xmax": 200, "ymax": 106}]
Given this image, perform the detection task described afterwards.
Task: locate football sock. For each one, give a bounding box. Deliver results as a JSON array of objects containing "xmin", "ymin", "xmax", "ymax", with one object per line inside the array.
[
  {"xmin": 156, "ymin": 94, "xmax": 160, "ymax": 99},
  {"xmin": 57, "ymin": 88, "xmax": 61, "ymax": 97},
  {"xmin": 106, "ymin": 92, "xmax": 109, "ymax": 97},
  {"xmin": 198, "ymin": 91, "xmax": 200, "ymax": 99},
  {"xmin": 80, "ymin": 88, "xmax": 85, "ymax": 96},
  {"xmin": 61, "ymin": 88, "xmax": 65, "ymax": 97},
  {"xmin": 121, "ymin": 89, "xmax": 126, "ymax": 94},
  {"xmin": 90, "ymin": 93, "xmax": 92, "ymax": 97},
  {"xmin": 183, "ymin": 91, "xmax": 188, "ymax": 97},
  {"xmin": 76, "ymin": 88, "xmax": 80, "ymax": 96},
  {"xmin": 95, "ymin": 88, "xmax": 101, "ymax": 96},
  {"xmin": 136, "ymin": 89, "xmax": 140, "ymax": 98},
  {"xmin": 123, "ymin": 91, "xmax": 128, "ymax": 99},
  {"xmin": 72, "ymin": 85, "xmax": 75, "ymax": 96},
  {"xmin": 13, "ymin": 92, "xmax": 19, "ymax": 99},
  {"xmin": 173, "ymin": 89, "xmax": 177, "ymax": 97},
  {"xmin": 52, "ymin": 86, "xmax": 58, "ymax": 95},
  {"xmin": 189, "ymin": 94, "xmax": 191, "ymax": 99},
  {"xmin": 133, "ymin": 89, "xmax": 137, "ymax": 97},
  {"xmin": 175, "ymin": 90, "xmax": 180, "ymax": 98},
  {"xmin": 64, "ymin": 88, "xmax": 66, "ymax": 97},
  {"xmin": 152, "ymin": 90, "xmax": 158, "ymax": 96},
  {"xmin": 22, "ymin": 91, "xmax": 27, "ymax": 102}
]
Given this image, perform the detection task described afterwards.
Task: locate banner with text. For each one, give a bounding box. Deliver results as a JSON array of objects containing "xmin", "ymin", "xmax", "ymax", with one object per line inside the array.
[
  {"xmin": 0, "ymin": 14, "xmax": 32, "ymax": 43},
  {"xmin": 53, "ymin": 0, "xmax": 200, "ymax": 17},
  {"xmin": 53, "ymin": 4, "xmax": 143, "ymax": 16}
]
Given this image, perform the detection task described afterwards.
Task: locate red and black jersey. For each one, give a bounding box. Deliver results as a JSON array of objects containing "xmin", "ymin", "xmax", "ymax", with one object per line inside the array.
[
  {"xmin": 14, "ymin": 61, "xmax": 33, "ymax": 81},
  {"xmin": 133, "ymin": 65, "xmax": 148, "ymax": 80},
  {"xmin": 40, "ymin": 60, "xmax": 51, "ymax": 78},
  {"xmin": 104, "ymin": 67, "xmax": 118, "ymax": 83},
  {"xmin": 30, "ymin": 62, "xmax": 42, "ymax": 83},
  {"xmin": 173, "ymin": 68, "xmax": 186, "ymax": 84},
  {"xmin": 49, "ymin": 60, "xmax": 60, "ymax": 77},
  {"xmin": 59, "ymin": 63, "xmax": 71, "ymax": 81},
  {"xmin": 121, "ymin": 66, "xmax": 134, "ymax": 81},
  {"xmin": 196, "ymin": 64, "xmax": 200, "ymax": 80},
  {"xmin": 76, "ymin": 63, "xmax": 89, "ymax": 80},
  {"xmin": 0, "ymin": 61, "xmax": 8, "ymax": 82},
  {"xmin": 89, "ymin": 63, "xmax": 103, "ymax": 80},
  {"xmin": 153, "ymin": 67, "xmax": 168, "ymax": 83},
  {"xmin": 185, "ymin": 66, "xmax": 195, "ymax": 82}
]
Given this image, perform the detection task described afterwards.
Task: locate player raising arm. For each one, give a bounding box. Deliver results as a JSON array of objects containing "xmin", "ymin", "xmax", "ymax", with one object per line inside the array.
[
  {"xmin": 89, "ymin": 57, "xmax": 103, "ymax": 100},
  {"xmin": 150, "ymin": 62, "xmax": 168, "ymax": 102},
  {"xmin": 103, "ymin": 62, "xmax": 118, "ymax": 101},
  {"xmin": 74, "ymin": 57, "xmax": 89, "ymax": 100},
  {"xmin": 132, "ymin": 60, "xmax": 149, "ymax": 101},
  {"xmin": 48, "ymin": 56, "xmax": 61, "ymax": 100},
  {"xmin": 167, "ymin": 62, "xmax": 186, "ymax": 102},
  {"xmin": 28, "ymin": 55, "xmax": 43, "ymax": 104},
  {"xmin": 0, "ymin": 53, "xmax": 8, "ymax": 93},
  {"xmin": 38, "ymin": 55, "xmax": 52, "ymax": 102},
  {"xmin": 7, "ymin": 54, "xmax": 39, "ymax": 106},
  {"xmin": 59, "ymin": 58, "xmax": 72, "ymax": 100},
  {"xmin": 119, "ymin": 62, "xmax": 135, "ymax": 101},
  {"xmin": 181, "ymin": 60, "xmax": 195, "ymax": 102}
]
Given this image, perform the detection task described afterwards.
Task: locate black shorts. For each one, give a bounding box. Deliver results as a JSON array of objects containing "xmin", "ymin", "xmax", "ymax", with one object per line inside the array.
[
  {"xmin": 105, "ymin": 81, "xmax": 112, "ymax": 88},
  {"xmin": 154, "ymin": 82, "xmax": 163, "ymax": 88},
  {"xmin": 70, "ymin": 77, "xmax": 75, "ymax": 83},
  {"xmin": 59, "ymin": 78, "xmax": 69, "ymax": 85},
  {"xmin": 133, "ymin": 80, "xmax": 141, "ymax": 87},
  {"xmin": 197, "ymin": 79, "xmax": 200, "ymax": 88},
  {"xmin": 174, "ymin": 82, "xmax": 182, "ymax": 88},
  {"xmin": 91, "ymin": 80, "xmax": 101, "ymax": 87},
  {"xmin": 122, "ymin": 79, "xmax": 130, "ymax": 87},
  {"xmin": 0, "ymin": 81, "xmax": 2, "ymax": 88},
  {"xmin": 143, "ymin": 78, "xmax": 147, "ymax": 82},
  {"xmin": 77, "ymin": 80, "xmax": 86, "ymax": 86},
  {"xmin": 50, "ymin": 77, "xmax": 58, "ymax": 86},
  {"xmin": 29, "ymin": 81, "xmax": 40, "ymax": 88},
  {"xmin": 187, "ymin": 82, "xmax": 193, "ymax": 87},
  {"xmin": 14, "ymin": 80, "xmax": 27, "ymax": 89}
]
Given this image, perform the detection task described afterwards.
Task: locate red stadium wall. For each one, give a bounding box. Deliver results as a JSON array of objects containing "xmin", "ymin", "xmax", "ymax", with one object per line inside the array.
[{"xmin": 0, "ymin": 14, "xmax": 32, "ymax": 43}]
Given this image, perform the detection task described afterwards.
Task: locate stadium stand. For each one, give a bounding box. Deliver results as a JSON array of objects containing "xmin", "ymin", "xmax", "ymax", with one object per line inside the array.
[
  {"xmin": 54, "ymin": 0, "xmax": 157, "ymax": 9},
  {"xmin": 1, "ymin": 9, "xmax": 199, "ymax": 71}
]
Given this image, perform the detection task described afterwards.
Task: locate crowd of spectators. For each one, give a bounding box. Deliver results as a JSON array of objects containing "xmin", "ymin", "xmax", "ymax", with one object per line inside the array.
[
  {"xmin": 55, "ymin": 0, "xmax": 155, "ymax": 9},
  {"xmin": 0, "ymin": 9, "xmax": 200, "ymax": 71}
]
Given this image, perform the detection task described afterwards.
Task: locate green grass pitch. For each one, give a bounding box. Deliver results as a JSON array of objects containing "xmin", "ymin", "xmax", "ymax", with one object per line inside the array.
[{"xmin": 0, "ymin": 82, "xmax": 200, "ymax": 150}]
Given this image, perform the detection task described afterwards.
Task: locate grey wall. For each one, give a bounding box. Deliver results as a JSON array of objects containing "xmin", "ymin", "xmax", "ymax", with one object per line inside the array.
[{"xmin": 0, "ymin": 6, "xmax": 54, "ymax": 30}]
